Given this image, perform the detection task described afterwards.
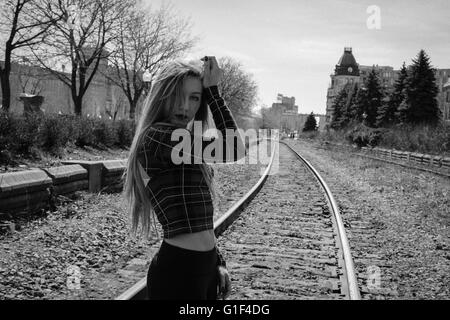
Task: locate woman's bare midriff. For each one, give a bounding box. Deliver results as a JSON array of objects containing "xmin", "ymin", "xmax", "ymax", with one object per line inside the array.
[{"xmin": 164, "ymin": 229, "xmax": 216, "ymax": 251}]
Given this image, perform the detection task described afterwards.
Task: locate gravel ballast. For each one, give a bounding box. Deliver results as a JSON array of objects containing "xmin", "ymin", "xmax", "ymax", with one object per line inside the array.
[
  {"xmin": 286, "ymin": 139, "xmax": 449, "ymax": 299},
  {"xmin": 0, "ymin": 162, "xmax": 265, "ymax": 300}
]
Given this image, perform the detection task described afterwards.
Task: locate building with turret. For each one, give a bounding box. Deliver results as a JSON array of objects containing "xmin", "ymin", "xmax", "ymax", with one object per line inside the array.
[{"xmin": 326, "ymin": 48, "xmax": 361, "ymax": 124}]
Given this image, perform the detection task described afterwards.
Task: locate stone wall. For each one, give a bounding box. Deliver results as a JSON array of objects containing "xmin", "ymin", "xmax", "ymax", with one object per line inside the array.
[{"xmin": 0, "ymin": 160, "xmax": 127, "ymax": 217}]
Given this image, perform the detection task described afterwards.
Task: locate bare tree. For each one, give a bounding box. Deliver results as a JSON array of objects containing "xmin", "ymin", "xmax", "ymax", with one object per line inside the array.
[
  {"xmin": 0, "ymin": 0, "xmax": 58, "ymax": 111},
  {"xmin": 28, "ymin": 0, "xmax": 131, "ymax": 115},
  {"xmin": 105, "ymin": 92, "xmax": 125, "ymax": 121},
  {"xmin": 105, "ymin": 3, "xmax": 196, "ymax": 120},
  {"xmin": 17, "ymin": 57, "xmax": 42, "ymax": 95},
  {"xmin": 218, "ymin": 56, "xmax": 259, "ymax": 117}
]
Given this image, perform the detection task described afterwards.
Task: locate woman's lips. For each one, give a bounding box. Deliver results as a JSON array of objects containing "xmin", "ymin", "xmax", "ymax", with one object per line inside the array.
[
  {"xmin": 170, "ymin": 115, "xmax": 190, "ymax": 127},
  {"xmin": 174, "ymin": 114, "xmax": 189, "ymax": 121}
]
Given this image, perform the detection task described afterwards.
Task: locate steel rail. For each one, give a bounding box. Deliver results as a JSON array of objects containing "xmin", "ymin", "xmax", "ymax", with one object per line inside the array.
[
  {"xmin": 115, "ymin": 138, "xmax": 277, "ymax": 300},
  {"xmin": 281, "ymin": 141, "xmax": 361, "ymax": 300}
]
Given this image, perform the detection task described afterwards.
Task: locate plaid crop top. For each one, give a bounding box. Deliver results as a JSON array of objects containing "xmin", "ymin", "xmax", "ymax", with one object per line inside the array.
[{"xmin": 137, "ymin": 86, "xmax": 245, "ymax": 239}]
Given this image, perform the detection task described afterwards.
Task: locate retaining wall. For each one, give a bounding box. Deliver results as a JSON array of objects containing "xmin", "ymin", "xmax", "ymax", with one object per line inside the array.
[{"xmin": 0, "ymin": 159, "xmax": 127, "ymax": 217}]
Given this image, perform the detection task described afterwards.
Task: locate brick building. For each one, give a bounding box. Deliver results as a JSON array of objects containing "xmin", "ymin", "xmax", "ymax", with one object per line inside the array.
[
  {"xmin": 0, "ymin": 52, "xmax": 137, "ymax": 119},
  {"xmin": 435, "ymin": 69, "xmax": 450, "ymax": 121},
  {"xmin": 262, "ymin": 93, "xmax": 326, "ymax": 132}
]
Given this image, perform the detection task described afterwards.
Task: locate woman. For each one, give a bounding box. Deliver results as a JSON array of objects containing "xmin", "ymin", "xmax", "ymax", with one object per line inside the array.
[{"xmin": 122, "ymin": 56, "xmax": 245, "ymax": 300}]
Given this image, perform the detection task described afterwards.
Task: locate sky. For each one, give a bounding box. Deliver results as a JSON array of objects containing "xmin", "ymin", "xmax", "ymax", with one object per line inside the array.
[{"xmin": 147, "ymin": 0, "xmax": 450, "ymax": 115}]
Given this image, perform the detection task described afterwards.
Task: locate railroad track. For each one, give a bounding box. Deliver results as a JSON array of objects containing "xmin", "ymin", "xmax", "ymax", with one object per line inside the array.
[{"xmin": 116, "ymin": 139, "xmax": 360, "ymax": 300}]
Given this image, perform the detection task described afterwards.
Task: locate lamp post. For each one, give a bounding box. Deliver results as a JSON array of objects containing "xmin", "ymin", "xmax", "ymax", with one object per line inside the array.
[
  {"xmin": 142, "ymin": 70, "xmax": 152, "ymax": 96},
  {"xmin": 135, "ymin": 69, "xmax": 152, "ymax": 122}
]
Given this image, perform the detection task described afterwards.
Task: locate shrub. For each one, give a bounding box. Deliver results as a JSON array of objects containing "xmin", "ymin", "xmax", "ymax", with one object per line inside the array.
[
  {"xmin": 115, "ymin": 119, "xmax": 134, "ymax": 148},
  {"xmin": 91, "ymin": 118, "xmax": 117, "ymax": 148},
  {"xmin": 345, "ymin": 123, "xmax": 384, "ymax": 147},
  {"xmin": 312, "ymin": 119, "xmax": 449, "ymax": 156},
  {"xmin": 318, "ymin": 125, "xmax": 347, "ymax": 144},
  {"xmin": 0, "ymin": 110, "xmax": 12, "ymax": 148},
  {"xmin": 37, "ymin": 113, "xmax": 72, "ymax": 155},
  {"xmin": 58, "ymin": 114, "xmax": 78, "ymax": 143},
  {"xmin": 9, "ymin": 112, "xmax": 43, "ymax": 156},
  {"xmin": 379, "ymin": 123, "xmax": 450, "ymax": 155},
  {"xmin": 0, "ymin": 111, "xmax": 136, "ymax": 166},
  {"xmin": 0, "ymin": 110, "xmax": 13, "ymax": 164},
  {"xmin": 72, "ymin": 116, "xmax": 95, "ymax": 147}
]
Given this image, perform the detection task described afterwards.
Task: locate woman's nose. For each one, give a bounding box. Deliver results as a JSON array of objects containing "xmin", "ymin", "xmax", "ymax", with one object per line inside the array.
[{"xmin": 180, "ymin": 100, "xmax": 189, "ymax": 113}]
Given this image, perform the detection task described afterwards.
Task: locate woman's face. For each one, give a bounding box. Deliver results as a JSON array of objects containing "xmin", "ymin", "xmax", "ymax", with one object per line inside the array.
[{"xmin": 167, "ymin": 76, "xmax": 203, "ymax": 128}]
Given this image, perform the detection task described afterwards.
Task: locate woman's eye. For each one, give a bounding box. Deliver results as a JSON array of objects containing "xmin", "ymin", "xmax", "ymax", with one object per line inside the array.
[{"xmin": 190, "ymin": 96, "xmax": 200, "ymax": 102}]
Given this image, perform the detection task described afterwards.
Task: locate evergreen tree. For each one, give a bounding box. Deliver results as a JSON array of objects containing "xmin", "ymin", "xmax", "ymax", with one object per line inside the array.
[
  {"xmin": 330, "ymin": 86, "xmax": 348, "ymax": 130},
  {"xmin": 396, "ymin": 99, "xmax": 410, "ymax": 124},
  {"xmin": 349, "ymin": 84, "xmax": 366, "ymax": 122},
  {"xmin": 376, "ymin": 96, "xmax": 393, "ymax": 127},
  {"xmin": 343, "ymin": 82, "xmax": 359, "ymax": 124},
  {"xmin": 377, "ymin": 62, "xmax": 408, "ymax": 126},
  {"xmin": 391, "ymin": 62, "xmax": 409, "ymax": 124},
  {"xmin": 364, "ymin": 68, "xmax": 384, "ymax": 127},
  {"xmin": 405, "ymin": 49, "xmax": 440, "ymax": 124},
  {"xmin": 303, "ymin": 112, "xmax": 317, "ymax": 131}
]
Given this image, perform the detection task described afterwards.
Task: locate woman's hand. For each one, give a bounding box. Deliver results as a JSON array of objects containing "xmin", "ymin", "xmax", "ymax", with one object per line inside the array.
[
  {"xmin": 202, "ymin": 56, "xmax": 223, "ymax": 88},
  {"xmin": 217, "ymin": 265, "xmax": 231, "ymax": 300}
]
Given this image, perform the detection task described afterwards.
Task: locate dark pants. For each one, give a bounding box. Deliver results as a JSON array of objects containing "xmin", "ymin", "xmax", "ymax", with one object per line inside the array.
[{"xmin": 147, "ymin": 240, "xmax": 218, "ymax": 300}]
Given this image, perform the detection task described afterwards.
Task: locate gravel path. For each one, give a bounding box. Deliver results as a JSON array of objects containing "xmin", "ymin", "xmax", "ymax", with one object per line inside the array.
[{"xmin": 285, "ymin": 139, "xmax": 449, "ymax": 299}]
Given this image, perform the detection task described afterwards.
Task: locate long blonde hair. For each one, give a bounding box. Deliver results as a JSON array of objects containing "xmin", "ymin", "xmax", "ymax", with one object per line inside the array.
[{"xmin": 122, "ymin": 60, "xmax": 216, "ymax": 239}]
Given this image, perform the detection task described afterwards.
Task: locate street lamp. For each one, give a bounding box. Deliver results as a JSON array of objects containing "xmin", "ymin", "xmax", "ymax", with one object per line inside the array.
[
  {"xmin": 135, "ymin": 69, "xmax": 152, "ymax": 121},
  {"xmin": 142, "ymin": 70, "xmax": 152, "ymax": 96}
]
